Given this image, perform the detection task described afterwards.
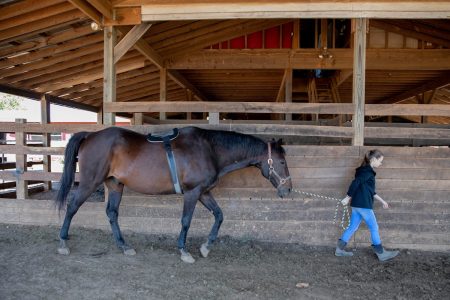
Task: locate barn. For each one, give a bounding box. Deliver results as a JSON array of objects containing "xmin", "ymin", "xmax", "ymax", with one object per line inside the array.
[{"xmin": 0, "ymin": 0, "xmax": 449, "ymax": 255}]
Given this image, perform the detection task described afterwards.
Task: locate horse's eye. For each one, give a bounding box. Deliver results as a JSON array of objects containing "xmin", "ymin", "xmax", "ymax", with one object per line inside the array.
[{"xmin": 280, "ymin": 160, "xmax": 285, "ymax": 165}]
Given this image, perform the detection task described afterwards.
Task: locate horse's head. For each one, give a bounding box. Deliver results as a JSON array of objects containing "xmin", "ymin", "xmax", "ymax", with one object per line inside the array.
[{"xmin": 260, "ymin": 139, "xmax": 292, "ymax": 198}]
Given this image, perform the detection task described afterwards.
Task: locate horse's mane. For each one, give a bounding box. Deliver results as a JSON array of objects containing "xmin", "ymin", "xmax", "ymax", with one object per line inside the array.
[{"xmin": 198, "ymin": 128, "xmax": 283, "ymax": 157}]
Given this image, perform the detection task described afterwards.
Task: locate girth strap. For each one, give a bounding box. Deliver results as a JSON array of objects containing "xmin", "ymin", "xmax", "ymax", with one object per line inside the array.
[
  {"xmin": 147, "ymin": 129, "xmax": 182, "ymax": 194},
  {"xmin": 162, "ymin": 137, "xmax": 182, "ymax": 194}
]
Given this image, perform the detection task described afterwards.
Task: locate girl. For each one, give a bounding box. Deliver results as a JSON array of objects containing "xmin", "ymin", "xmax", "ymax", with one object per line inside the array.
[{"xmin": 335, "ymin": 149, "xmax": 399, "ymax": 262}]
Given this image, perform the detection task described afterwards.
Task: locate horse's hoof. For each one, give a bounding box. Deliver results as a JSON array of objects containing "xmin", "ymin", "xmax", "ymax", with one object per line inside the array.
[
  {"xmin": 180, "ymin": 252, "xmax": 195, "ymax": 263},
  {"xmin": 57, "ymin": 247, "xmax": 70, "ymax": 255},
  {"xmin": 123, "ymin": 248, "xmax": 136, "ymax": 256},
  {"xmin": 200, "ymin": 243, "xmax": 210, "ymax": 258}
]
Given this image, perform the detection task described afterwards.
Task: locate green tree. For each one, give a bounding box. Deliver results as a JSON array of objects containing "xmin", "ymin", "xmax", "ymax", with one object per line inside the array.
[{"xmin": 0, "ymin": 93, "xmax": 23, "ymax": 110}]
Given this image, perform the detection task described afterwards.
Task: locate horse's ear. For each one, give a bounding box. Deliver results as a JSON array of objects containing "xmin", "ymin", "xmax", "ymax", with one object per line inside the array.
[{"xmin": 277, "ymin": 138, "xmax": 283, "ymax": 146}]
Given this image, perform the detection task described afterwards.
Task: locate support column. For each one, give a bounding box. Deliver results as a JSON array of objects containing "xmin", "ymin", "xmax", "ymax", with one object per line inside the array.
[
  {"xmin": 352, "ymin": 18, "xmax": 367, "ymax": 146},
  {"xmin": 15, "ymin": 118, "xmax": 27, "ymax": 199},
  {"xmin": 186, "ymin": 89, "xmax": 192, "ymax": 120},
  {"xmin": 40, "ymin": 95, "xmax": 51, "ymax": 191},
  {"xmin": 285, "ymin": 68, "xmax": 293, "ymax": 121},
  {"xmin": 103, "ymin": 26, "xmax": 116, "ymax": 126},
  {"xmin": 132, "ymin": 113, "xmax": 143, "ymax": 125},
  {"xmin": 160, "ymin": 67, "xmax": 167, "ymax": 120}
]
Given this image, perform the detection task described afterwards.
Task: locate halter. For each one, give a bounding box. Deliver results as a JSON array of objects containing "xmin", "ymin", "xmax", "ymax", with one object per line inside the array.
[{"xmin": 267, "ymin": 142, "xmax": 291, "ymax": 188}]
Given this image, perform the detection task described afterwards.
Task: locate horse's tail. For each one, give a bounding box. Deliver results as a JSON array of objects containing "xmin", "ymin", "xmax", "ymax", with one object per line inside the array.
[{"xmin": 55, "ymin": 131, "xmax": 90, "ymax": 211}]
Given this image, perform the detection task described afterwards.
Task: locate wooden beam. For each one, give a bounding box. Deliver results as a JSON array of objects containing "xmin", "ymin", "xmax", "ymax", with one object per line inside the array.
[
  {"xmin": 103, "ymin": 7, "xmax": 142, "ymax": 26},
  {"xmin": 0, "ymin": 2, "xmax": 74, "ymax": 32},
  {"xmin": 0, "ymin": 0, "xmax": 66, "ymax": 21},
  {"xmin": 380, "ymin": 72, "xmax": 450, "ymax": 104},
  {"xmin": 69, "ymin": 0, "xmax": 103, "ymax": 24},
  {"xmin": 0, "ymin": 9, "xmax": 85, "ymax": 43},
  {"xmin": 166, "ymin": 49, "xmax": 450, "ymax": 70},
  {"xmin": 103, "ymin": 102, "xmax": 450, "ymax": 117},
  {"xmin": 114, "ymin": 23, "xmax": 152, "ymax": 64},
  {"xmin": 103, "ymin": 26, "xmax": 117, "ymax": 125},
  {"xmin": 86, "ymin": 0, "xmax": 113, "ymax": 20},
  {"xmin": 114, "ymin": 27, "xmax": 208, "ymax": 102},
  {"xmin": 352, "ymin": 18, "xmax": 367, "ymax": 146},
  {"xmin": 142, "ymin": 1, "xmax": 450, "ymax": 20},
  {"xmin": 370, "ymin": 20, "xmax": 450, "ymax": 48}
]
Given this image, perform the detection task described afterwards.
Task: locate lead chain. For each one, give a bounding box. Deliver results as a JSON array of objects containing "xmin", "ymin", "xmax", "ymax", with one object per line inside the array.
[{"xmin": 291, "ymin": 188, "xmax": 351, "ymax": 230}]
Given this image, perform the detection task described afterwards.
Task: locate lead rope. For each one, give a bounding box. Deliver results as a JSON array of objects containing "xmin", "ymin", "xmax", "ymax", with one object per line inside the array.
[{"xmin": 291, "ymin": 188, "xmax": 351, "ymax": 230}]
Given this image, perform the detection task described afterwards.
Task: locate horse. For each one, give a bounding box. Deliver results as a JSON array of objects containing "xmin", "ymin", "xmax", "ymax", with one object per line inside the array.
[{"xmin": 55, "ymin": 126, "xmax": 292, "ymax": 263}]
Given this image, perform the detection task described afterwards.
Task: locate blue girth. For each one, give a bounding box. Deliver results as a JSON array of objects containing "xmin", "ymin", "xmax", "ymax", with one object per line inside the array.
[{"xmin": 146, "ymin": 128, "xmax": 182, "ymax": 194}]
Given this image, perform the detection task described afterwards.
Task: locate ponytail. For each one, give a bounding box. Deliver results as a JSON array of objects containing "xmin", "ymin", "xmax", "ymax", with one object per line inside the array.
[{"xmin": 361, "ymin": 149, "xmax": 384, "ymax": 167}]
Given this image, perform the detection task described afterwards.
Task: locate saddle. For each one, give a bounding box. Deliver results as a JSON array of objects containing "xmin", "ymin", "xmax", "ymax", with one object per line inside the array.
[{"xmin": 146, "ymin": 128, "xmax": 182, "ymax": 194}]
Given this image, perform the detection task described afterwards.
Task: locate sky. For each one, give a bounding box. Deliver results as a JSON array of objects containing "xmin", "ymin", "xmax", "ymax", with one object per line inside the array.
[{"xmin": 0, "ymin": 92, "xmax": 128, "ymax": 123}]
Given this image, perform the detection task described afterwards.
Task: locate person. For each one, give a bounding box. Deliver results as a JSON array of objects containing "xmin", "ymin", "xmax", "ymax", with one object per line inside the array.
[{"xmin": 335, "ymin": 149, "xmax": 399, "ymax": 262}]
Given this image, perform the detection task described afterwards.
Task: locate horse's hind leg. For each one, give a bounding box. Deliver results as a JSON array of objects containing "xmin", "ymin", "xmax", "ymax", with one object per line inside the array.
[
  {"xmin": 58, "ymin": 182, "xmax": 98, "ymax": 255},
  {"xmin": 104, "ymin": 178, "xmax": 135, "ymax": 256},
  {"xmin": 198, "ymin": 192, "xmax": 223, "ymax": 258}
]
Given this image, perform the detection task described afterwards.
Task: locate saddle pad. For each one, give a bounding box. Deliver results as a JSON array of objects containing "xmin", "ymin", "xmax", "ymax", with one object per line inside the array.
[{"xmin": 146, "ymin": 128, "xmax": 179, "ymax": 143}]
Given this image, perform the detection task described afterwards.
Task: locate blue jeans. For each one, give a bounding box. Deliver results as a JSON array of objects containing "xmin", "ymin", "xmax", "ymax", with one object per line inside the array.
[{"xmin": 340, "ymin": 207, "xmax": 381, "ymax": 245}]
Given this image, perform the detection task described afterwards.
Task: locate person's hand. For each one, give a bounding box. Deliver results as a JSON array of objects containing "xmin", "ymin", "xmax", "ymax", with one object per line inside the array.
[
  {"xmin": 381, "ymin": 200, "xmax": 389, "ymax": 209},
  {"xmin": 341, "ymin": 196, "xmax": 350, "ymax": 206}
]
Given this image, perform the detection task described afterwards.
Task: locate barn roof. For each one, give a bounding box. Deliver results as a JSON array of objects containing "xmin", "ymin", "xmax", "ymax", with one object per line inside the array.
[{"xmin": 0, "ymin": 0, "xmax": 449, "ymax": 124}]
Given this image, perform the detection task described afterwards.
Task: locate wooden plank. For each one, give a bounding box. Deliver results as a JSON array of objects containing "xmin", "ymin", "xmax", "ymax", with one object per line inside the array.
[
  {"xmin": 103, "ymin": 7, "xmax": 142, "ymax": 25},
  {"xmin": 159, "ymin": 67, "xmax": 167, "ymax": 120},
  {"xmin": 114, "ymin": 23, "xmax": 152, "ymax": 64},
  {"xmin": 103, "ymin": 102, "xmax": 450, "ymax": 117},
  {"xmin": 0, "ymin": 9, "xmax": 85, "ymax": 43},
  {"xmin": 166, "ymin": 49, "xmax": 450, "ymax": 70},
  {"xmin": 141, "ymin": 1, "xmax": 450, "ymax": 20},
  {"xmin": 352, "ymin": 18, "xmax": 367, "ymax": 146},
  {"xmin": 0, "ymin": 0, "xmax": 66, "ymax": 21},
  {"xmin": 69, "ymin": 0, "xmax": 103, "ymax": 24},
  {"xmin": 86, "ymin": 0, "xmax": 114, "ymax": 19},
  {"xmin": 0, "ymin": 2, "xmax": 74, "ymax": 32},
  {"xmin": 40, "ymin": 95, "xmax": 52, "ymax": 191},
  {"xmin": 1, "ymin": 122, "xmax": 449, "ymax": 142},
  {"xmin": 285, "ymin": 68, "xmax": 292, "ymax": 121},
  {"xmin": 14, "ymin": 119, "xmax": 27, "ymax": 199}
]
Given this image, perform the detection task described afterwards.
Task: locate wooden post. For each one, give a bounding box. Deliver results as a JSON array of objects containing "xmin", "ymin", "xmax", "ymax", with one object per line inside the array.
[
  {"xmin": 103, "ymin": 26, "xmax": 116, "ymax": 126},
  {"xmin": 352, "ymin": 18, "xmax": 367, "ymax": 146},
  {"xmin": 285, "ymin": 68, "xmax": 293, "ymax": 121},
  {"xmin": 208, "ymin": 112, "xmax": 220, "ymax": 125},
  {"xmin": 40, "ymin": 95, "xmax": 51, "ymax": 191},
  {"xmin": 132, "ymin": 113, "xmax": 143, "ymax": 125},
  {"xmin": 186, "ymin": 89, "xmax": 192, "ymax": 120},
  {"xmin": 15, "ymin": 118, "xmax": 27, "ymax": 199},
  {"xmin": 292, "ymin": 20, "xmax": 299, "ymax": 49},
  {"xmin": 160, "ymin": 67, "xmax": 167, "ymax": 120},
  {"xmin": 97, "ymin": 107, "xmax": 103, "ymax": 124}
]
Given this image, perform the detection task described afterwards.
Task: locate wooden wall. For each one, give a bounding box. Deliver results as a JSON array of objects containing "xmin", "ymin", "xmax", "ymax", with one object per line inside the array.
[{"xmin": 0, "ymin": 145, "xmax": 448, "ymax": 252}]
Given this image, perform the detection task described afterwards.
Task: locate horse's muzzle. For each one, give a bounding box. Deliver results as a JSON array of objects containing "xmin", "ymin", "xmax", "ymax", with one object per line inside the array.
[{"xmin": 277, "ymin": 187, "xmax": 291, "ymax": 198}]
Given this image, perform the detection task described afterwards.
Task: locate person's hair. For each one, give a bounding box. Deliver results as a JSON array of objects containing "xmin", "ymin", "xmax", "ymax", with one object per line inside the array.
[{"xmin": 361, "ymin": 149, "xmax": 384, "ymax": 166}]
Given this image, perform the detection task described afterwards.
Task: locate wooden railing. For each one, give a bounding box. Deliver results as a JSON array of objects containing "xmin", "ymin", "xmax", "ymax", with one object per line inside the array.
[{"xmin": 0, "ymin": 104, "xmax": 449, "ymax": 199}]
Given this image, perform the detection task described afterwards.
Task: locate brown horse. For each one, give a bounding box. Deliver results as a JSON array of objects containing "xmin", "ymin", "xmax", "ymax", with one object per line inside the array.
[{"xmin": 56, "ymin": 126, "xmax": 292, "ymax": 263}]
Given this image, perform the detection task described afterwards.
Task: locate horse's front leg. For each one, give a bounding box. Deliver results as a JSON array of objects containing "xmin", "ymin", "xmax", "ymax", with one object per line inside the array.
[
  {"xmin": 178, "ymin": 189, "xmax": 200, "ymax": 263},
  {"xmin": 105, "ymin": 181, "xmax": 136, "ymax": 255},
  {"xmin": 199, "ymin": 191, "xmax": 223, "ymax": 258}
]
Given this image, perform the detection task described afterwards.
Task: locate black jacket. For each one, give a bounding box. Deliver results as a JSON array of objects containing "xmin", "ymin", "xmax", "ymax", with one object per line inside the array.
[{"xmin": 347, "ymin": 165, "xmax": 377, "ymax": 209}]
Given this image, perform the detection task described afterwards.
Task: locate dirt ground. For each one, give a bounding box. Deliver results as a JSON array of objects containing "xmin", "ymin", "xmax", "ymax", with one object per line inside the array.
[{"xmin": 0, "ymin": 223, "xmax": 449, "ymax": 300}]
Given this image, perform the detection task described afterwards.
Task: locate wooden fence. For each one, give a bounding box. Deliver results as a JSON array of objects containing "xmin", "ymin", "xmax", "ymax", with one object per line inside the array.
[{"xmin": 0, "ymin": 112, "xmax": 449, "ymax": 251}]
